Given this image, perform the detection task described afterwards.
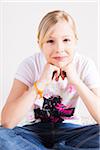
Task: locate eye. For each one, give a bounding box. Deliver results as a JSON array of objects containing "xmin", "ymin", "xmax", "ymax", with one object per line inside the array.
[
  {"xmin": 63, "ymin": 39, "xmax": 71, "ymax": 42},
  {"xmin": 46, "ymin": 40, "xmax": 54, "ymax": 43}
]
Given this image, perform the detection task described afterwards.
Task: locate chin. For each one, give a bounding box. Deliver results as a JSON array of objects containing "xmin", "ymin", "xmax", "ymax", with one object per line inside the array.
[{"xmin": 55, "ymin": 62, "xmax": 68, "ymax": 68}]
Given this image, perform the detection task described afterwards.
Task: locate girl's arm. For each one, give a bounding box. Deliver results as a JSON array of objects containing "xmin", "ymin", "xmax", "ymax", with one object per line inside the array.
[
  {"xmin": 74, "ymin": 80, "xmax": 100, "ymax": 124},
  {"xmin": 1, "ymin": 79, "xmax": 42, "ymax": 128},
  {"xmin": 63, "ymin": 63, "xmax": 100, "ymax": 124},
  {"xmin": 1, "ymin": 63, "xmax": 59, "ymax": 128}
]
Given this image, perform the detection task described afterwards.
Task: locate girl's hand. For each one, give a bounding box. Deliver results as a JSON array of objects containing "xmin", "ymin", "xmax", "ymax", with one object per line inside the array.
[
  {"xmin": 38, "ymin": 63, "xmax": 60, "ymax": 88},
  {"xmin": 61, "ymin": 62, "xmax": 80, "ymax": 85}
]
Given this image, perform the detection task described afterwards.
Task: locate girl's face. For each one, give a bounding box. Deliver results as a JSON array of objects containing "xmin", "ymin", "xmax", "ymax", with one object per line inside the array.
[{"xmin": 42, "ymin": 20, "xmax": 77, "ymax": 68}]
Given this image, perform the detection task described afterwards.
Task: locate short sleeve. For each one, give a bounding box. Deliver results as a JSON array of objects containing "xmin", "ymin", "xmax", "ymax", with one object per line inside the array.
[
  {"xmin": 82, "ymin": 58, "xmax": 100, "ymax": 89},
  {"xmin": 15, "ymin": 57, "xmax": 35, "ymax": 88}
]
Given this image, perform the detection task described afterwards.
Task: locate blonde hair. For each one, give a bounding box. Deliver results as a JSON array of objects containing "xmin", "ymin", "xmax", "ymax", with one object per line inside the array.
[{"xmin": 37, "ymin": 10, "xmax": 78, "ymax": 48}]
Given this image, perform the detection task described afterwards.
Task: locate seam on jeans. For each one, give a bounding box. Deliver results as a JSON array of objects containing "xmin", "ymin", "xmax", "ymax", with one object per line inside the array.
[
  {"xmin": 60, "ymin": 124, "xmax": 98, "ymax": 136},
  {"xmin": 14, "ymin": 127, "xmax": 36, "ymax": 136},
  {"xmin": 75, "ymin": 132, "xmax": 100, "ymax": 148},
  {"xmin": 59, "ymin": 125, "xmax": 96, "ymax": 140},
  {"xmin": 55, "ymin": 125, "xmax": 98, "ymax": 146},
  {"xmin": 65, "ymin": 125, "xmax": 99, "ymax": 148}
]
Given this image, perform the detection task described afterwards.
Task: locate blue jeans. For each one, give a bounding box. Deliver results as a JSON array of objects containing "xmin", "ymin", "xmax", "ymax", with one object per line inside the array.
[{"xmin": 0, "ymin": 123, "xmax": 99, "ymax": 150}]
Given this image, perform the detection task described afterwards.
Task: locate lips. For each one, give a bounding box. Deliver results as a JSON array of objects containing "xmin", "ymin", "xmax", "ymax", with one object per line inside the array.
[{"xmin": 53, "ymin": 56, "xmax": 67, "ymax": 61}]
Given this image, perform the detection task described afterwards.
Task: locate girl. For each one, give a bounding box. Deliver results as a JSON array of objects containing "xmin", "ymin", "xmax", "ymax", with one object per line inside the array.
[{"xmin": 0, "ymin": 10, "xmax": 100, "ymax": 150}]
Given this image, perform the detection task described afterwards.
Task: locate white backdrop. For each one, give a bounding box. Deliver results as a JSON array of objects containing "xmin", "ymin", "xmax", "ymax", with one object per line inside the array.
[{"xmin": 0, "ymin": 1, "xmax": 99, "ymax": 123}]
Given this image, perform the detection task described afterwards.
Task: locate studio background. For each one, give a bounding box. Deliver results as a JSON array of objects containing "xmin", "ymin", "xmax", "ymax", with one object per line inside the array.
[{"xmin": 0, "ymin": 1, "xmax": 99, "ymax": 124}]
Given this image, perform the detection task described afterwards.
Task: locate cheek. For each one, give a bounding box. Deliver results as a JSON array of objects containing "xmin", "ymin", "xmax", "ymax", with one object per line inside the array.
[
  {"xmin": 65, "ymin": 48, "xmax": 73, "ymax": 56},
  {"xmin": 42, "ymin": 45, "xmax": 53, "ymax": 59},
  {"xmin": 42, "ymin": 50, "xmax": 52, "ymax": 61}
]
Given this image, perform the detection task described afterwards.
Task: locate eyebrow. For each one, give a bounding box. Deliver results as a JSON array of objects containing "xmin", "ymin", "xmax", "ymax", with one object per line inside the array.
[{"xmin": 48, "ymin": 35, "xmax": 70, "ymax": 38}]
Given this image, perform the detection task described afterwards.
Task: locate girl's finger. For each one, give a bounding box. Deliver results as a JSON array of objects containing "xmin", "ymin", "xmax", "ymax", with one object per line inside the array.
[
  {"xmin": 60, "ymin": 70, "xmax": 67, "ymax": 80},
  {"xmin": 52, "ymin": 70, "xmax": 57, "ymax": 80},
  {"xmin": 52, "ymin": 70, "xmax": 60, "ymax": 81}
]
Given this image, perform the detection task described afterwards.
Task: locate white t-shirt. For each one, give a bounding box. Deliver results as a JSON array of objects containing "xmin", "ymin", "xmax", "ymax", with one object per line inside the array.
[{"xmin": 15, "ymin": 52, "xmax": 100, "ymax": 126}]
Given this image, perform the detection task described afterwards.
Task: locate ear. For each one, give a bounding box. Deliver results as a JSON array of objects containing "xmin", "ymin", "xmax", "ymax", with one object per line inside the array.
[
  {"xmin": 74, "ymin": 35, "xmax": 78, "ymax": 45},
  {"xmin": 37, "ymin": 40, "xmax": 42, "ymax": 50}
]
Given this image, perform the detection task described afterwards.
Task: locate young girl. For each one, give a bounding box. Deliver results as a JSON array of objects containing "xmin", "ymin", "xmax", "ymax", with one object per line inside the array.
[{"xmin": 0, "ymin": 10, "xmax": 100, "ymax": 150}]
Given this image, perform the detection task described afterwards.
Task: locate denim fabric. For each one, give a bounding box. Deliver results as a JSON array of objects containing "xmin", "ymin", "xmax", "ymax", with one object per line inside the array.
[{"xmin": 0, "ymin": 123, "xmax": 99, "ymax": 150}]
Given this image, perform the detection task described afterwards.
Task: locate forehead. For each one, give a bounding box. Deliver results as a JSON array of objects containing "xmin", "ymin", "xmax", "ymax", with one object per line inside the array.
[{"xmin": 46, "ymin": 20, "xmax": 74, "ymax": 38}]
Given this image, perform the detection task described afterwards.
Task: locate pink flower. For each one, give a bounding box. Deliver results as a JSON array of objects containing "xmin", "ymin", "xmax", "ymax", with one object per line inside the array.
[
  {"xmin": 28, "ymin": 115, "xmax": 34, "ymax": 120},
  {"xmin": 67, "ymin": 84, "xmax": 76, "ymax": 93}
]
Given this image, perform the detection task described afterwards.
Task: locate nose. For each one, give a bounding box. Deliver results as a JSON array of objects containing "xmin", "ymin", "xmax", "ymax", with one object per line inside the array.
[{"xmin": 55, "ymin": 41, "xmax": 64, "ymax": 53}]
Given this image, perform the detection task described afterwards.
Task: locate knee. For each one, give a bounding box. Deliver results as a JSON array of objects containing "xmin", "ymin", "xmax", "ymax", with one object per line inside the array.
[
  {"xmin": 0, "ymin": 126, "xmax": 8, "ymax": 133},
  {"xmin": 93, "ymin": 124, "xmax": 100, "ymax": 132},
  {"xmin": 0, "ymin": 127, "xmax": 14, "ymax": 139}
]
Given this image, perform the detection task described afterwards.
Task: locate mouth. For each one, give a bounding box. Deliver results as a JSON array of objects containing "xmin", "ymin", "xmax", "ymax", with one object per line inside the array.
[{"xmin": 52, "ymin": 56, "xmax": 67, "ymax": 61}]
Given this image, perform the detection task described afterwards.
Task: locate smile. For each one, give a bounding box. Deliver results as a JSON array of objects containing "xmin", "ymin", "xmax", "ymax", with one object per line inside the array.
[{"xmin": 53, "ymin": 56, "xmax": 67, "ymax": 61}]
